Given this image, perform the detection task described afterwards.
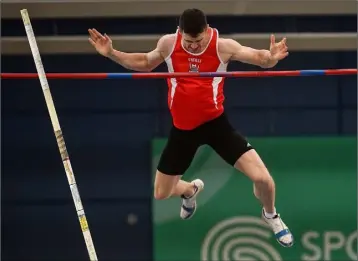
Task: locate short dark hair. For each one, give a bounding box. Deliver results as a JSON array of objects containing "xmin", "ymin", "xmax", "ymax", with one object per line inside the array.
[{"xmin": 179, "ymin": 8, "xmax": 207, "ymax": 37}]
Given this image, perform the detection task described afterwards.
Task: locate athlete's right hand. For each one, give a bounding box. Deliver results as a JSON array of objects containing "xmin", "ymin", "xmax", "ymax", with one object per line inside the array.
[{"xmin": 88, "ymin": 28, "xmax": 114, "ymax": 57}]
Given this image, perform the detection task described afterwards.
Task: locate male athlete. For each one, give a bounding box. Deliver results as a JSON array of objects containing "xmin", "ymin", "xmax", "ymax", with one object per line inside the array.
[{"xmin": 89, "ymin": 8, "xmax": 293, "ymax": 247}]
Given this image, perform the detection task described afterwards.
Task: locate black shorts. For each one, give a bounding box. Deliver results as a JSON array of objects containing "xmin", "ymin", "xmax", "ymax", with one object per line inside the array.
[{"xmin": 157, "ymin": 112, "xmax": 253, "ymax": 175}]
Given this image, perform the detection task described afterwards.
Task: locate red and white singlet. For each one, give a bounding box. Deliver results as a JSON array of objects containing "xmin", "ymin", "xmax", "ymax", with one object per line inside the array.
[{"xmin": 164, "ymin": 27, "xmax": 228, "ymax": 130}]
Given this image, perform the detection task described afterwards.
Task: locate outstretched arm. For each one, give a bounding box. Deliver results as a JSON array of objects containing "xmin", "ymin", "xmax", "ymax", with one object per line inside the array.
[
  {"xmin": 88, "ymin": 28, "xmax": 167, "ymax": 72},
  {"xmin": 220, "ymin": 35, "xmax": 288, "ymax": 68}
]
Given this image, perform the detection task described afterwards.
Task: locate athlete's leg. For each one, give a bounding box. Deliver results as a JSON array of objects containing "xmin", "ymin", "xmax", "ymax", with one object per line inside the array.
[
  {"xmin": 155, "ymin": 125, "xmax": 204, "ymax": 219},
  {"xmin": 233, "ymin": 150, "xmax": 293, "ymax": 247},
  {"xmin": 206, "ymin": 113, "xmax": 293, "ymax": 247},
  {"xmin": 234, "ymin": 150, "xmax": 275, "ymax": 213}
]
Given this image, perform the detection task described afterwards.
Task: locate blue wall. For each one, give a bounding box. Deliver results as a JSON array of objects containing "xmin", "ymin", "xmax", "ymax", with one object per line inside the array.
[{"xmin": 2, "ymin": 14, "xmax": 357, "ymax": 261}]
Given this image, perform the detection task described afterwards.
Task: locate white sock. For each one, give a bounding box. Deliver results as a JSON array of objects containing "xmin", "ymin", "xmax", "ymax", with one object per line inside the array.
[{"xmin": 264, "ymin": 208, "xmax": 277, "ymax": 218}]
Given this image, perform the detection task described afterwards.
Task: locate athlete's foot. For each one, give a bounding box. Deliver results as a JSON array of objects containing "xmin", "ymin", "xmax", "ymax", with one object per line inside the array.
[
  {"xmin": 261, "ymin": 209, "xmax": 294, "ymax": 247},
  {"xmin": 180, "ymin": 179, "xmax": 204, "ymax": 220}
]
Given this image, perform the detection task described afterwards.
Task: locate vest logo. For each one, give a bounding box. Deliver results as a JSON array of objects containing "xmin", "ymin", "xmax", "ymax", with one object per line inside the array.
[
  {"xmin": 188, "ymin": 57, "xmax": 201, "ymax": 73},
  {"xmin": 189, "ymin": 63, "xmax": 200, "ymax": 72}
]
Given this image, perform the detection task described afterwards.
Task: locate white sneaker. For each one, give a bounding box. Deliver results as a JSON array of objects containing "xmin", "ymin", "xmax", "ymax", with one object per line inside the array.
[
  {"xmin": 180, "ymin": 179, "xmax": 204, "ymax": 220},
  {"xmin": 262, "ymin": 209, "xmax": 294, "ymax": 247}
]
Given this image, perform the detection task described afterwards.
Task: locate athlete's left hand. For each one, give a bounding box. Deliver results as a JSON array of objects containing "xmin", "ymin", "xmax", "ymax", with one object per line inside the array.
[{"xmin": 269, "ymin": 34, "xmax": 288, "ymax": 61}]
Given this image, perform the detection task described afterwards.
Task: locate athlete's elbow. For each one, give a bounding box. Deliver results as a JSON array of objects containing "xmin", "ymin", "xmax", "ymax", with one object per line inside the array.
[
  {"xmin": 138, "ymin": 60, "xmax": 155, "ymax": 72},
  {"xmin": 134, "ymin": 67, "xmax": 152, "ymax": 72},
  {"xmin": 142, "ymin": 63, "xmax": 160, "ymax": 72},
  {"xmin": 143, "ymin": 64, "xmax": 155, "ymax": 72},
  {"xmin": 127, "ymin": 64, "xmax": 153, "ymax": 72},
  {"xmin": 137, "ymin": 66, "xmax": 153, "ymax": 72}
]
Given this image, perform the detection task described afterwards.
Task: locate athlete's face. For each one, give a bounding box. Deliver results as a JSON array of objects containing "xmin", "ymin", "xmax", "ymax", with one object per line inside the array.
[{"xmin": 182, "ymin": 27, "xmax": 208, "ymax": 53}]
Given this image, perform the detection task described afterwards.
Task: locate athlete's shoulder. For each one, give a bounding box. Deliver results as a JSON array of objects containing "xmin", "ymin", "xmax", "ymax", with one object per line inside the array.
[
  {"xmin": 156, "ymin": 33, "xmax": 176, "ymax": 54},
  {"xmin": 158, "ymin": 34, "xmax": 176, "ymax": 48},
  {"xmin": 216, "ymin": 38, "xmax": 242, "ymax": 64},
  {"xmin": 217, "ymin": 38, "xmax": 240, "ymax": 52}
]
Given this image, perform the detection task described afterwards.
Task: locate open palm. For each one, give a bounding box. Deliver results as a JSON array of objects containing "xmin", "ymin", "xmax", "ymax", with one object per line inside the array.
[
  {"xmin": 88, "ymin": 28, "xmax": 113, "ymax": 57},
  {"xmin": 269, "ymin": 34, "xmax": 288, "ymax": 61}
]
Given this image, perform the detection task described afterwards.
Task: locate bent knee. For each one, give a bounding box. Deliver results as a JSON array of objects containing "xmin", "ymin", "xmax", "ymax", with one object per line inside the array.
[
  {"xmin": 154, "ymin": 188, "xmax": 171, "ymax": 200},
  {"xmin": 253, "ymin": 174, "xmax": 274, "ymax": 185}
]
